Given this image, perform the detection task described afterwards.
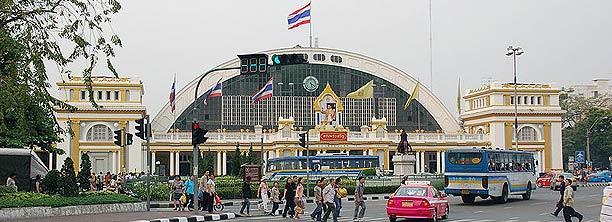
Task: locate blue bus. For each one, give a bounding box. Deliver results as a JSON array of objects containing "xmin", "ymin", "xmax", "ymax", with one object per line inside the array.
[
  {"xmin": 444, "ymin": 148, "xmax": 537, "ymax": 204},
  {"xmin": 266, "ymin": 154, "xmax": 379, "ymax": 181}
]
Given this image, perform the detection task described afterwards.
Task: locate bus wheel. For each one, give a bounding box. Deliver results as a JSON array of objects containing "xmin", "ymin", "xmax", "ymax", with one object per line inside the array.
[
  {"xmin": 522, "ymin": 183, "xmax": 532, "ymax": 200},
  {"xmin": 461, "ymin": 195, "xmax": 475, "ymax": 204},
  {"xmin": 495, "ymin": 184, "xmax": 509, "ymax": 204}
]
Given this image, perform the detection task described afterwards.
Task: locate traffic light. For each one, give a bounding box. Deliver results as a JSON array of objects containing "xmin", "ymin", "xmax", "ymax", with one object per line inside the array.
[
  {"xmin": 113, "ymin": 130, "xmax": 122, "ymax": 146},
  {"xmin": 135, "ymin": 118, "xmax": 146, "ymax": 139},
  {"xmin": 126, "ymin": 133, "xmax": 133, "ymax": 145},
  {"xmin": 271, "ymin": 54, "xmax": 308, "ymax": 66},
  {"xmin": 238, "ymin": 54, "xmax": 268, "ymax": 74},
  {"xmin": 298, "ymin": 132, "xmax": 307, "ymax": 148},
  {"xmin": 192, "ymin": 122, "xmax": 209, "ymax": 145}
]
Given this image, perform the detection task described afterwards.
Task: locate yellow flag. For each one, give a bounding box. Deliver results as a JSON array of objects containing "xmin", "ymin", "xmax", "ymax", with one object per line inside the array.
[
  {"xmin": 346, "ymin": 80, "xmax": 374, "ymax": 99},
  {"xmin": 403, "ymin": 83, "xmax": 420, "ymax": 110}
]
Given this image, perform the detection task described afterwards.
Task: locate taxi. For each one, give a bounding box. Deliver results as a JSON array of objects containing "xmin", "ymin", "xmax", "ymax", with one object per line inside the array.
[{"xmin": 386, "ymin": 181, "xmax": 449, "ymax": 222}]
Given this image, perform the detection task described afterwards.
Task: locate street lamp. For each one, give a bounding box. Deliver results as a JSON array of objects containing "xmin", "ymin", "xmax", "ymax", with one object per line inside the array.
[
  {"xmin": 278, "ymin": 82, "xmax": 284, "ymax": 96},
  {"xmin": 586, "ymin": 116, "xmax": 609, "ymax": 164},
  {"xmin": 506, "ymin": 46, "xmax": 524, "ymax": 151}
]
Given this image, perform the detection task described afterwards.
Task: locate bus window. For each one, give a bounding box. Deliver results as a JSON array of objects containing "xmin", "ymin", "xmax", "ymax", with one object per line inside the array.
[{"xmin": 448, "ymin": 152, "xmax": 482, "ymax": 165}]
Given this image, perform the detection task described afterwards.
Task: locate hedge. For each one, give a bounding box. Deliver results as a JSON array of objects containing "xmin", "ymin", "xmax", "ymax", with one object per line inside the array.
[{"xmin": 0, "ymin": 192, "xmax": 140, "ymax": 209}]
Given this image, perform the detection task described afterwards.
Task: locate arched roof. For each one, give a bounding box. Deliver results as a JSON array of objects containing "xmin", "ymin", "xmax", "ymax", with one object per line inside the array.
[{"xmin": 152, "ymin": 47, "xmax": 460, "ymax": 133}]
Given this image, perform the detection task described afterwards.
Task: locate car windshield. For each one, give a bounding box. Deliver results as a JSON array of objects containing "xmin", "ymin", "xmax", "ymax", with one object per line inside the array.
[{"xmin": 395, "ymin": 187, "xmax": 428, "ymax": 197}]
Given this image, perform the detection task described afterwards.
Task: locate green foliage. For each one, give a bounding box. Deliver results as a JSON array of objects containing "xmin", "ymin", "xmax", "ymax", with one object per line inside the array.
[
  {"xmin": 362, "ymin": 168, "xmax": 377, "ymax": 176},
  {"xmin": 0, "ymin": 185, "xmax": 17, "ymax": 194},
  {"xmin": 60, "ymin": 157, "xmax": 78, "ymax": 196},
  {"xmin": 562, "ymin": 108, "xmax": 612, "ymax": 169},
  {"xmin": 125, "ymin": 177, "xmax": 170, "ymax": 201},
  {"xmin": 42, "ymin": 170, "xmax": 62, "ymax": 195},
  {"xmin": 230, "ymin": 144, "xmax": 242, "ymax": 176},
  {"xmin": 77, "ymin": 153, "xmax": 92, "ymax": 191},
  {"xmin": 199, "ymin": 151, "xmax": 214, "ymax": 176},
  {"xmin": 0, "ymin": 192, "xmax": 139, "ymax": 208},
  {"xmin": 0, "ymin": 0, "xmax": 123, "ymax": 152}
]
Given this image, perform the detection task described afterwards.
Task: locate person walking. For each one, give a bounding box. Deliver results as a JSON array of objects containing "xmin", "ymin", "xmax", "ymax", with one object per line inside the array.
[
  {"xmin": 334, "ymin": 178, "xmax": 343, "ymax": 218},
  {"xmin": 353, "ymin": 176, "xmax": 366, "ymax": 222},
  {"xmin": 563, "ymin": 179, "xmax": 583, "ymax": 222},
  {"xmin": 258, "ymin": 177, "xmax": 270, "ymax": 213},
  {"xmin": 200, "ymin": 171, "xmax": 210, "ymax": 211},
  {"xmin": 311, "ymin": 178, "xmax": 325, "ymax": 221},
  {"xmin": 206, "ymin": 174, "xmax": 216, "ymax": 213},
  {"xmin": 294, "ymin": 177, "xmax": 305, "ymax": 219},
  {"xmin": 171, "ymin": 175, "xmax": 185, "ymax": 211},
  {"xmin": 240, "ymin": 177, "xmax": 252, "ymax": 216},
  {"xmin": 89, "ymin": 173, "xmax": 97, "ymax": 191},
  {"xmin": 185, "ymin": 176, "xmax": 195, "ymax": 211},
  {"xmin": 270, "ymin": 181, "xmax": 281, "ymax": 216},
  {"xmin": 282, "ymin": 177, "xmax": 296, "ymax": 218},
  {"xmin": 551, "ymin": 175, "xmax": 566, "ymax": 217},
  {"xmin": 322, "ymin": 178, "xmax": 337, "ymax": 222}
]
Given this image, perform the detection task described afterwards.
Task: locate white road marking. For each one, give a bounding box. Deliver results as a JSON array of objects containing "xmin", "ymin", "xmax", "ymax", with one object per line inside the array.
[
  {"xmin": 474, "ymin": 210, "xmax": 484, "ymax": 213},
  {"xmin": 503, "ymin": 206, "xmax": 513, "ymax": 209}
]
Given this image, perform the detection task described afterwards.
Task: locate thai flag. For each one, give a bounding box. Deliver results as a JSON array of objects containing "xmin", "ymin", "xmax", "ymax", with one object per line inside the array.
[
  {"xmin": 169, "ymin": 76, "xmax": 176, "ymax": 113},
  {"xmin": 288, "ymin": 2, "xmax": 311, "ymax": 30},
  {"xmin": 203, "ymin": 79, "xmax": 222, "ymax": 105},
  {"xmin": 252, "ymin": 78, "xmax": 274, "ymax": 103}
]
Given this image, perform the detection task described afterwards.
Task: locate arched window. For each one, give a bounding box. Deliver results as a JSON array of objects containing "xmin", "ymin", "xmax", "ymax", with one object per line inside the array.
[
  {"xmin": 86, "ymin": 124, "xmax": 113, "ymax": 141},
  {"xmin": 518, "ymin": 126, "xmax": 537, "ymax": 141}
]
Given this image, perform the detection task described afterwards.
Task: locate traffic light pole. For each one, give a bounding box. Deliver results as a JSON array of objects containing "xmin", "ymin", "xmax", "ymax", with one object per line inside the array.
[
  {"xmin": 306, "ymin": 130, "xmax": 310, "ymax": 198},
  {"xmin": 122, "ymin": 126, "xmax": 127, "ymax": 173},
  {"xmin": 145, "ymin": 114, "xmax": 151, "ymax": 211},
  {"xmin": 193, "ymin": 66, "xmax": 241, "ymax": 214}
]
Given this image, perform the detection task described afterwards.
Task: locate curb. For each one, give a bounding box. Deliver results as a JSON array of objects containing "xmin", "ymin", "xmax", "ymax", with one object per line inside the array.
[
  {"xmin": 132, "ymin": 213, "xmax": 235, "ymax": 222},
  {"xmin": 150, "ymin": 195, "xmax": 391, "ymax": 209}
]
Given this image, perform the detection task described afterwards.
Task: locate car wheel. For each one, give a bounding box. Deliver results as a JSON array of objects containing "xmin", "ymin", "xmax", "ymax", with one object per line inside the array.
[
  {"xmin": 389, "ymin": 216, "xmax": 396, "ymax": 222},
  {"xmin": 522, "ymin": 183, "xmax": 532, "ymax": 200},
  {"xmin": 441, "ymin": 204, "xmax": 449, "ymax": 219},
  {"xmin": 461, "ymin": 195, "xmax": 475, "ymax": 204},
  {"xmin": 537, "ymin": 183, "xmax": 543, "ymax": 188},
  {"xmin": 494, "ymin": 184, "xmax": 509, "ymax": 204}
]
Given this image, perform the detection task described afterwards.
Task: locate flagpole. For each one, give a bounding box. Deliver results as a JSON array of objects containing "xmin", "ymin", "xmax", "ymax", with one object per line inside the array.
[
  {"xmin": 309, "ymin": 0, "xmax": 313, "ymax": 47},
  {"xmin": 428, "ymin": 0, "xmax": 433, "ymax": 90},
  {"xmin": 172, "ymin": 74, "xmax": 177, "ymax": 132}
]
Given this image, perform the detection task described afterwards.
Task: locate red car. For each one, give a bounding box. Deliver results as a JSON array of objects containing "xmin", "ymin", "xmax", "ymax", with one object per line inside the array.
[
  {"xmin": 386, "ymin": 182, "xmax": 449, "ymax": 222},
  {"xmin": 537, "ymin": 173, "xmax": 553, "ymax": 188}
]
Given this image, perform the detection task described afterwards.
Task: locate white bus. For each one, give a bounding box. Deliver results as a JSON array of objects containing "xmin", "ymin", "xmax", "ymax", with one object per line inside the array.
[{"xmin": 443, "ymin": 148, "xmax": 538, "ymax": 204}]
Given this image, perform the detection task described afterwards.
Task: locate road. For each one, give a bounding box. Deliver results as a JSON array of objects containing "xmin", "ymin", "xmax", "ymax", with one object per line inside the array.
[
  {"xmin": 13, "ymin": 186, "xmax": 604, "ymax": 222},
  {"xmin": 229, "ymin": 187, "xmax": 603, "ymax": 222}
]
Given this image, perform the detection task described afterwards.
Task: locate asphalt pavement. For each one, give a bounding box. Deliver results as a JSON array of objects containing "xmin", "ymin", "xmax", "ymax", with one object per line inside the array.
[{"xmin": 12, "ymin": 186, "xmax": 605, "ymax": 222}]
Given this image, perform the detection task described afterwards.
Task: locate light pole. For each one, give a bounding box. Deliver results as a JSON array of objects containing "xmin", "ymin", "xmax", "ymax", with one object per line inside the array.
[
  {"xmin": 288, "ymin": 82, "xmax": 294, "ymax": 117},
  {"xmin": 586, "ymin": 116, "xmax": 609, "ymax": 164},
  {"xmin": 278, "ymin": 82, "xmax": 284, "ymax": 96},
  {"xmin": 506, "ymin": 46, "xmax": 524, "ymax": 151}
]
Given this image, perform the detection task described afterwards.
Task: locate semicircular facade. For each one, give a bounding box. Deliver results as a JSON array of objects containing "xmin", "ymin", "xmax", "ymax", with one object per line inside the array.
[{"xmin": 152, "ymin": 47, "xmax": 460, "ymax": 133}]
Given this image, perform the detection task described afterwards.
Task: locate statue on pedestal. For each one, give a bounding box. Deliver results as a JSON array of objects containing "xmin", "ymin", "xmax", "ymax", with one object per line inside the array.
[{"xmin": 397, "ymin": 130, "xmax": 413, "ymax": 154}]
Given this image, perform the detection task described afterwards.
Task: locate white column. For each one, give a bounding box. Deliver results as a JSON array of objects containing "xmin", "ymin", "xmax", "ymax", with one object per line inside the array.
[
  {"xmin": 48, "ymin": 154, "xmax": 53, "ymax": 170},
  {"xmin": 112, "ymin": 151, "xmax": 117, "ymax": 174},
  {"xmin": 363, "ymin": 150, "xmax": 368, "ymax": 155},
  {"xmin": 216, "ymin": 151, "xmax": 222, "ymax": 176},
  {"xmin": 415, "ymin": 151, "xmax": 421, "ymax": 173},
  {"xmin": 169, "ymin": 152, "xmax": 175, "ymax": 176},
  {"xmin": 420, "ymin": 151, "xmax": 426, "ymax": 173},
  {"xmin": 222, "ymin": 151, "xmax": 227, "ymax": 175},
  {"xmin": 151, "ymin": 152, "xmax": 156, "ymax": 175},
  {"xmin": 441, "ymin": 151, "xmax": 446, "ymax": 173},
  {"xmin": 175, "ymin": 151, "xmax": 180, "ymax": 175},
  {"xmin": 436, "ymin": 151, "xmax": 441, "ymax": 174}
]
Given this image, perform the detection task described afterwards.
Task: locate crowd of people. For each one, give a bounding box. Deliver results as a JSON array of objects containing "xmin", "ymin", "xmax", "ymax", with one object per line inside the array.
[
  {"xmin": 241, "ymin": 176, "xmax": 366, "ymax": 222},
  {"xmin": 169, "ymin": 171, "xmax": 218, "ymax": 212},
  {"xmin": 88, "ymin": 171, "xmax": 146, "ymax": 193}
]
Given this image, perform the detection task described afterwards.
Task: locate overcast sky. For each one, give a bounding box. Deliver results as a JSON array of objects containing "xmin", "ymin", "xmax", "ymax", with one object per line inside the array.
[{"xmin": 48, "ymin": 0, "xmax": 612, "ymax": 116}]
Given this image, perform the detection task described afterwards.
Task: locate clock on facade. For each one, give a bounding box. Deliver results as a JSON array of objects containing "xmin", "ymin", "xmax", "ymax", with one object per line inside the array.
[{"xmin": 303, "ymin": 76, "xmax": 319, "ymax": 93}]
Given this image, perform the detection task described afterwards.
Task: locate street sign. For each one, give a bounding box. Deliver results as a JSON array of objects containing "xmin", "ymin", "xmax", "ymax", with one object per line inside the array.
[{"xmin": 575, "ymin": 151, "xmax": 585, "ymax": 164}]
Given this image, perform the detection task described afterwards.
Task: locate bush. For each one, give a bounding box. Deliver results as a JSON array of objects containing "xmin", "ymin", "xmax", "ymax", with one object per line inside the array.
[
  {"xmin": 77, "ymin": 153, "xmax": 92, "ymax": 192},
  {"xmin": 127, "ymin": 180, "xmax": 171, "ymax": 201},
  {"xmin": 0, "ymin": 186, "xmax": 17, "ymax": 195},
  {"xmin": 42, "ymin": 170, "xmax": 61, "ymax": 195},
  {"xmin": 60, "ymin": 157, "xmax": 78, "ymax": 196},
  {"xmin": 362, "ymin": 168, "xmax": 376, "ymax": 176},
  {"xmin": 0, "ymin": 192, "xmax": 139, "ymax": 208}
]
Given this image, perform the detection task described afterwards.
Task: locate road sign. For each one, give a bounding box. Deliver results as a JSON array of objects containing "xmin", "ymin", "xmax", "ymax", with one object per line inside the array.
[{"xmin": 575, "ymin": 151, "xmax": 585, "ymax": 164}]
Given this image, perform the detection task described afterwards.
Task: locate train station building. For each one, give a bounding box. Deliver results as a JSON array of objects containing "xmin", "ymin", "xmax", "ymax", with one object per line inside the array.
[{"xmin": 50, "ymin": 46, "xmax": 564, "ymax": 175}]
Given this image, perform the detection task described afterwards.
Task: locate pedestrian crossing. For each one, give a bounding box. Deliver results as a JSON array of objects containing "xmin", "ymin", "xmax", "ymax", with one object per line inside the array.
[{"xmin": 230, "ymin": 215, "xmax": 597, "ymax": 222}]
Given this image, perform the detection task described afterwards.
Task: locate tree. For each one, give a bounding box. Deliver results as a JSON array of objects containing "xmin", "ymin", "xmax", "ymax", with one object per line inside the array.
[
  {"xmin": 562, "ymin": 108, "xmax": 612, "ymax": 169},
  {"xmin": 0, "ymin": 0, "xmax": 123, "ymax": 153},
  {"xmin": 77, "ymin": 153, "xmax": 92, "ymax": 191},
  {"xmin": 198, "ymin": 151, "xmax": 214, "ymax": 176},
  {"xmin": 60, "ymin": 157, "xmax": 78, "ymax": 196},
  {"xmin": 230, "ymin": 143, "xmax": 242, "ymax": 176},
  {"xmin": 246, "ymin": 143, "xmax": 260, "ymax": 165},
  {"xmin": 42, "ymin": 169, "xmax": 61, "ymax": 195}
]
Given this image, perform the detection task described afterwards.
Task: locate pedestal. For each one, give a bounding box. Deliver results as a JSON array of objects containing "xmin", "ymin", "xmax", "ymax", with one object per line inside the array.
[{"xmin": 392, "ymin": 154, "xmax": 417, "ymax": 176}]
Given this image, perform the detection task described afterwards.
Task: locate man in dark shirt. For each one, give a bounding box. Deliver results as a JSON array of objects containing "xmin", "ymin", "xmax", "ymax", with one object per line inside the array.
[
  {"xmin": 282, "ymin": 177, "xmax": 296, "ymax": 218},
  {"xmin": 551, "ymin": 175, "xmax": 566, "ymax": 217}
]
